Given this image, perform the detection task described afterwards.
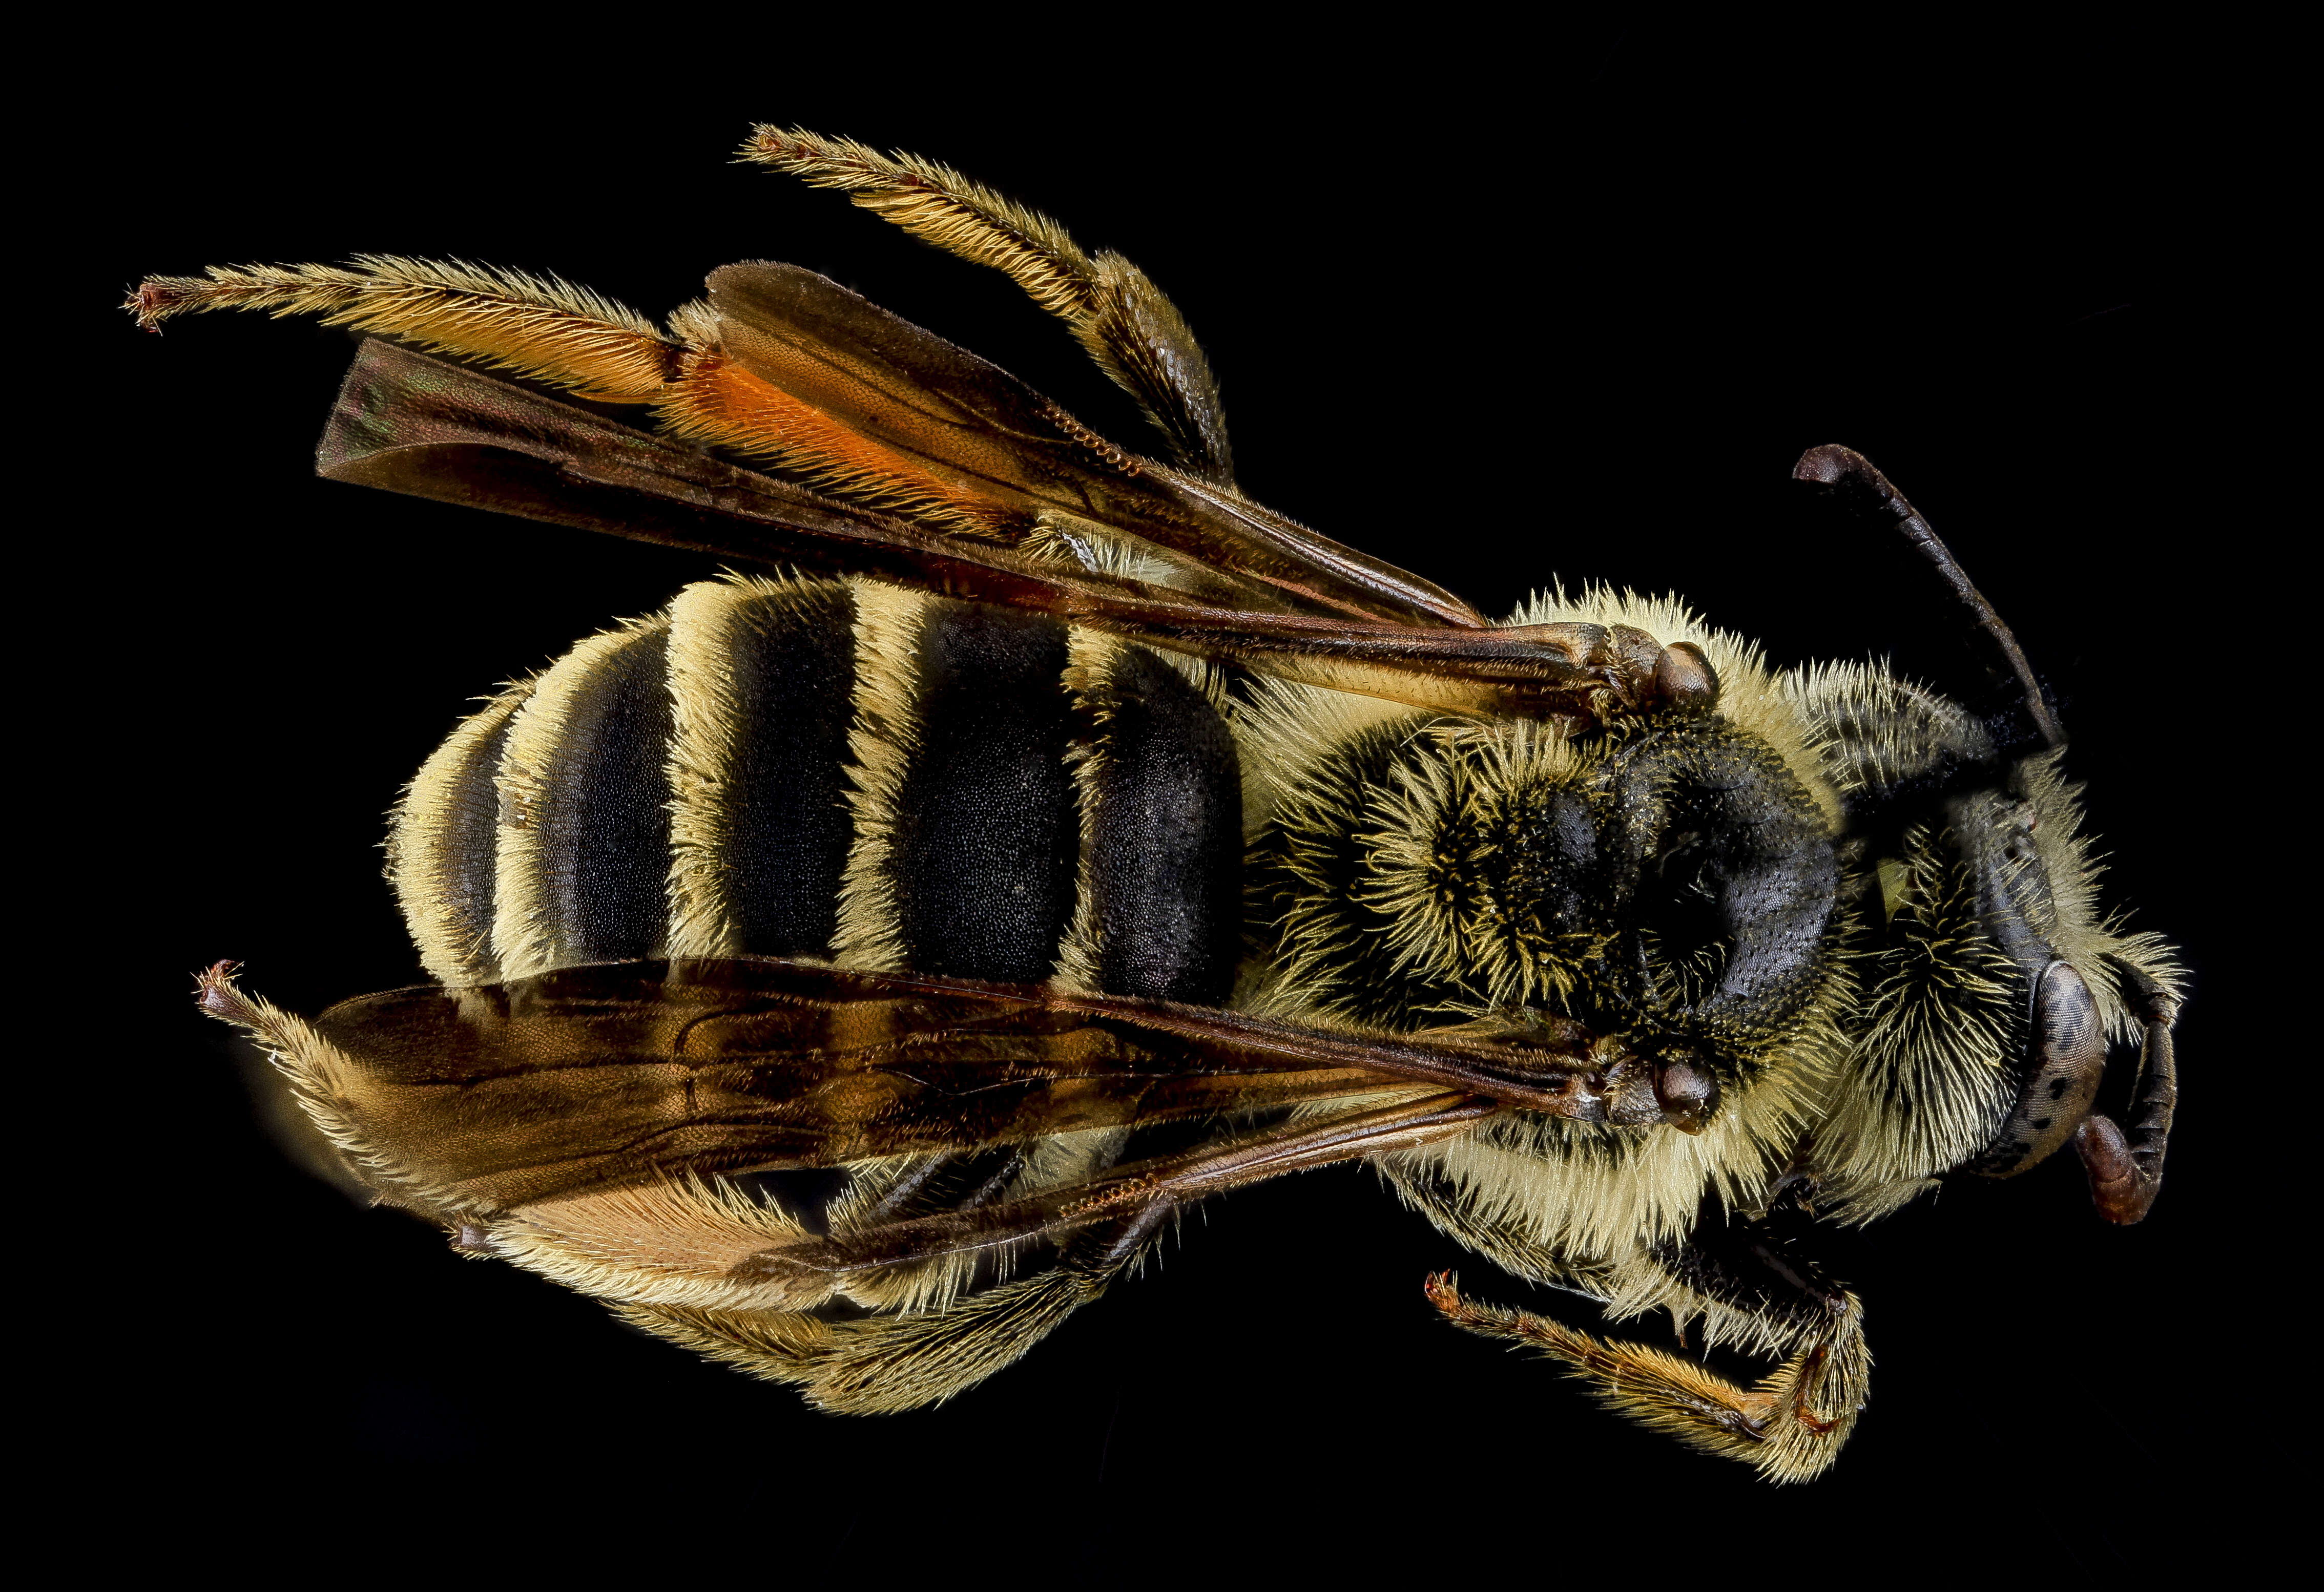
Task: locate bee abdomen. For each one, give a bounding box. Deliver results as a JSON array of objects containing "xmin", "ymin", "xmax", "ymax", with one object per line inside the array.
[
  {"xmin": 1069, "ymin": 642, "xmax": 1242, "ymax": 1000},
  {"xmin": 387, "ymin": 681, "xmax": 528, "ymax": 986},
  {"xmin": 666, "ymin": 576, "xmax": 857, "ymax": 962},
  {"xmin": 389, "ymin": 575, "xmax": 1240, "ymax": 1002},
  {"xmin": 497, "ymin": 619, "xmax": 675, "ymax": 974}
]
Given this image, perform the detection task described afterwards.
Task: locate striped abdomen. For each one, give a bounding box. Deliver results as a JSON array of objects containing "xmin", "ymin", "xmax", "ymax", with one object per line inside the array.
[{"xmin": 387, "ymin": 575, "xmax": 1242, "ymax": 1002}]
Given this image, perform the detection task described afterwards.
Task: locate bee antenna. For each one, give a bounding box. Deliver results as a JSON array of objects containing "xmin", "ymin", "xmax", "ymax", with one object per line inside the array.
[{"xmin": 1793, "ymin": 445, "xmax": 2064, "ymax": 749}]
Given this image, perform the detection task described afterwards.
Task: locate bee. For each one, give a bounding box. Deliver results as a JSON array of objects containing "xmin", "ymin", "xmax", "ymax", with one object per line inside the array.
[{"xmin": 131, "ymin": 125, "xmax": 2183, "ymax": 1483}]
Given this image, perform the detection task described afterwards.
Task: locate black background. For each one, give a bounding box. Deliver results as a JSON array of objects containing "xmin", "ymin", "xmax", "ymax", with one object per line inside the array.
[{"xmin": 61, "ymin": 21, "xmax": 2269, "ymax": 1580}]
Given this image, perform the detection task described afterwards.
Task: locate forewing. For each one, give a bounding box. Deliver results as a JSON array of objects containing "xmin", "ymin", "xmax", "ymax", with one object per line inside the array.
[
  {"xmin": 286, "ymin": 956, "xmax": 1606, "ymax": 1217},
  {"xmin": 704, "ymin": 262, "xmax": 1484, "ymax": 627},
  {"xmin": 300, "ymin": 960, "xmax": 1352, "ymax": 1214},
  {"xmin": 205, "ymin": 956, "xmax": 1586, "ymax": 1392},
  {"xmin": 320, "ymin": 341, "xmax": 1614, "ymax": 718}
]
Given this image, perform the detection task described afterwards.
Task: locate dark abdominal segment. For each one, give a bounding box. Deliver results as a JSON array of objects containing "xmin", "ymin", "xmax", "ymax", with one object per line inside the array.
[
  {"xmin": 893, "ymin": 604, "xmax": 1081, "ymax": 984},
  {"xmin": 1080, "ymin": 644, "xmax": 1243, "ymax": 1004}
]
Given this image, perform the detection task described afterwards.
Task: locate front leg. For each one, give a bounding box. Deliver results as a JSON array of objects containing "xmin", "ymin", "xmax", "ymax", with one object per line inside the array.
[
  {"xmin": 1424, "ymin": 1273, "xmax": 1868, "ymax": 1484},
  {"xmin": 2074, "ymin": 959, "xmax": 2181, "ymax": 1224}
]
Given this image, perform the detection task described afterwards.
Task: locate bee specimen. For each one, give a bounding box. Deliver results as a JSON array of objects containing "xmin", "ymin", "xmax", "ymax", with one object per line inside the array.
[{"xmin": 132, "ymin": 127, "xmax": 2183, "ymax": 1482}]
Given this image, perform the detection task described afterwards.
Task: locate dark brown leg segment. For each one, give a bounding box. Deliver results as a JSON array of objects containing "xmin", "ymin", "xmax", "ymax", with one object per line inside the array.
[
  {"xmin": 2074, "ymin": 961, "xmax": 2180, "ymax": 1224},
  {"xmin": 732, "ymin": 1092, "xmax": 1501, "ymax": 1291}
]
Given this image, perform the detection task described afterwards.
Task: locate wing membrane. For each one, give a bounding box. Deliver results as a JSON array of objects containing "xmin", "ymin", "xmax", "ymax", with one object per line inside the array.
[
  {"xmin": 202, "ymin": 946, "xmax": 1579, "ymax": 1407},
  {"xmin": 704, "ymin": 263, "xmax": 1484, "ymax": 627},
  {"xmin": 280, "ymin": 957, "xmax": 1606, "ymax": 1215},
  {"xmin": 319, "ymin": 340, "xmax": 1614, "ymax": 718}
]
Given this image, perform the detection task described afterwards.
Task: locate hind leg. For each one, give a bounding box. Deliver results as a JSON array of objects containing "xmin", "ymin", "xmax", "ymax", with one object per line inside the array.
[{"xmin": 1426, "ymin": 1272, "xmax": 1869, "ymax": 1483}]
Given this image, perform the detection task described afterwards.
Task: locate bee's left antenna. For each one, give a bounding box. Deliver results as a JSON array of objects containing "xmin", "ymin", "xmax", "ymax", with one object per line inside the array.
[{"xmin": 1793, "ymin": 444, "xmax": 2064, "ymax": 749}]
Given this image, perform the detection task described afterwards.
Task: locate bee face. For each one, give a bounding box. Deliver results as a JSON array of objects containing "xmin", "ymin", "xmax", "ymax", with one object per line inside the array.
[{"xmin": 1798, "ymin": 667, "xmax": 2182, "ymax": 1220}]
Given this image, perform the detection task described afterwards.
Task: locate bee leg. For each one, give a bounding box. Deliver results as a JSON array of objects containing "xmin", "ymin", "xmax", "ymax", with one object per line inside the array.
[
  {"xmin": 496, "ymin": 1093, "xmax": 1500, "ymax": 1320},
  {"xmin": 1424, "ymin": 1273, "xmax": 1868, "ymax": 1484},
  {"xmin": 123, "ymin": 257, "xmax": 1028, "ymax": 538},
  {"xmin": 126, "ymin": 258, "xmax": 682, "ymax": 402},
  {"xmin": 620, "ymin": 1267, "xmax": 1096, "ymax": 1415},
  {"xmin": 739, "ymin": 126, "xmax": 1235, "ymax": 485},
  {"xmin": 192, "ymin": 961, "xmax": 468, "ymax": 1223},
  {"xmin": 617, "ymin": 1204, "xmax": 1179, "ymax": 1416},
  {"xmin": 704, "ymin": 1092, "xmax": 1500, "ymax": 1303},
  {"xmin": 792, "ymin": 1201, "xmax": 1176, "ymax": 1414},
  {"xmin": 2074, "ymin": 963, "xmax": 2180, "ymax": 1224},
  {"xmin": 487, "ymin": 1095, "xmax": 1496, "ymax": 1412}
]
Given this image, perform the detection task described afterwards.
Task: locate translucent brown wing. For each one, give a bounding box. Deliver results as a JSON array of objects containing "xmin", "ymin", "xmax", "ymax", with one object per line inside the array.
[
  {"xmin": 201, "ymin": 954, "xmax": 1623, "ymax": 1367},
  {"xmin": 203, "ymin": 955, "xmax": 1574, "ymax": 1409},
  {"xmin": 226, "ymin": 955, "xmax": 1607, "ymax": 1220},
  {"xmin": 702, "ymin": 262, "xmax": 1477, "ymax": 626},
  {"xmin": 320, "ymin": 339, "xmax": 1652, "ymax": 720}
]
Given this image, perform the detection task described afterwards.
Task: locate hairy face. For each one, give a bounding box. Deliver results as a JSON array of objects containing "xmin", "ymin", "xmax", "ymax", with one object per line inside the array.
[{"xmin": 1792, "ymin": 668, "xmax": 2185, "ymax": 1220}]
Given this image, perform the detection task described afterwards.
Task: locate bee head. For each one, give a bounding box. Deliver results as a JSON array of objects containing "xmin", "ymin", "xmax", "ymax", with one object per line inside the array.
[
  {"xmin": 1792, "ymin": 666, "xmax": 2183, "ymax": 1223},
  {"xmin": 1779, "ymin": 443, "xmax": 2185, "ymax": 1224}
]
